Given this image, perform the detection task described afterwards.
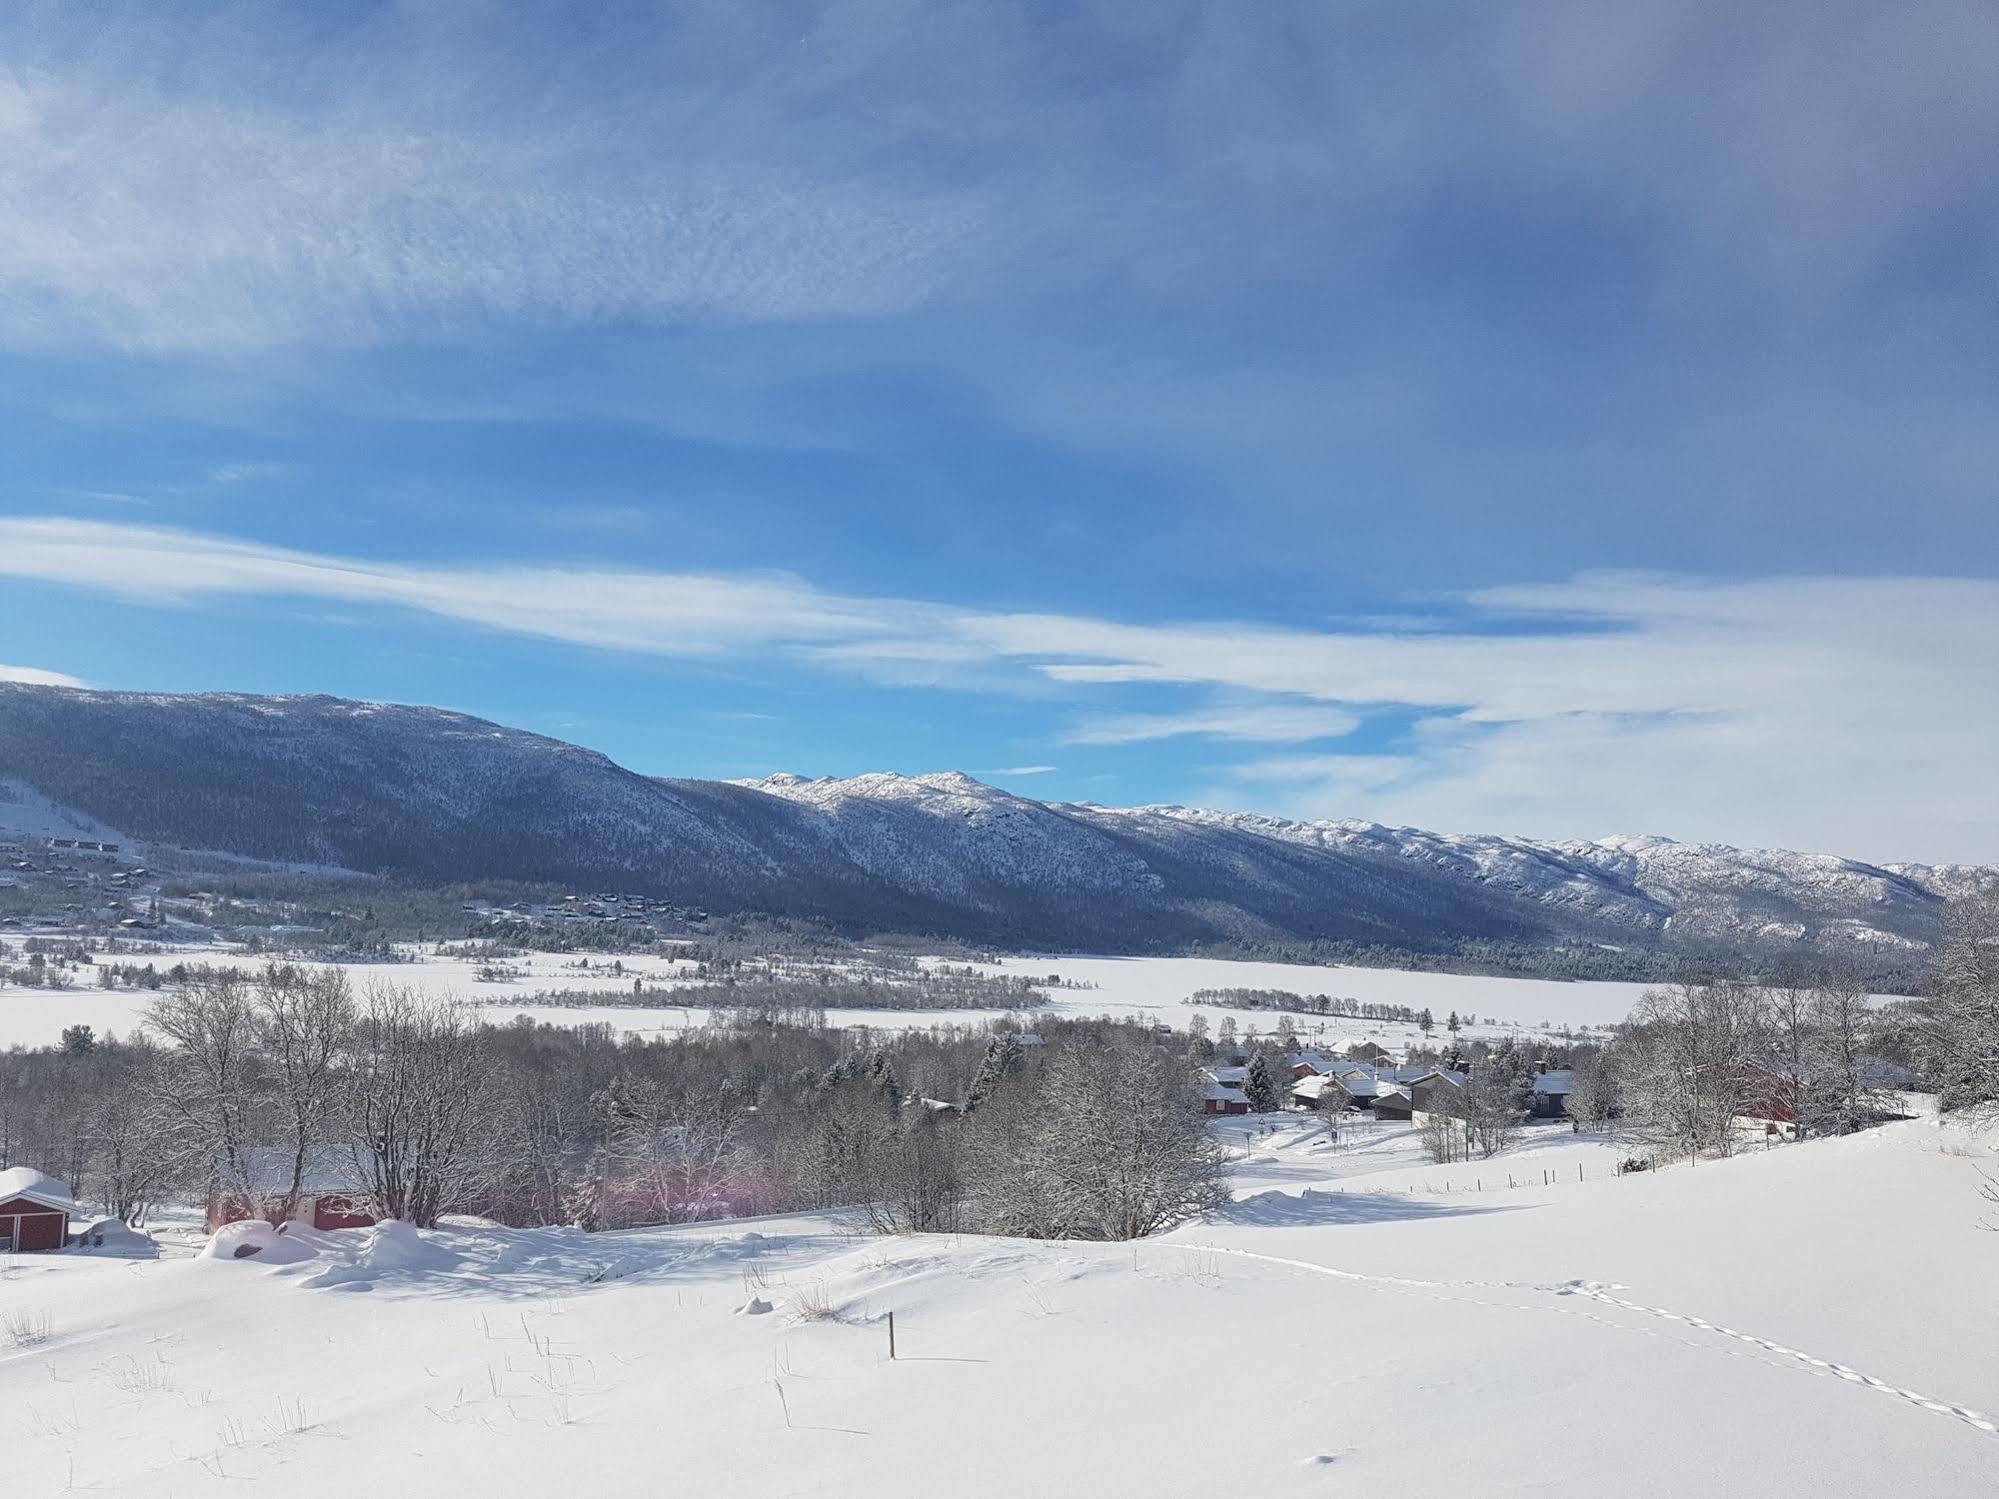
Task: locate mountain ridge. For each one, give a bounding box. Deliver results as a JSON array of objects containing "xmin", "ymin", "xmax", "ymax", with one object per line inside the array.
[{"xmin": 1, "ymin": 683, "xmax": 1989, "ymax": 968}]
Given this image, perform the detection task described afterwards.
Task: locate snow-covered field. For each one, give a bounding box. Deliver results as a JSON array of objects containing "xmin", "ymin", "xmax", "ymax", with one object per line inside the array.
[
  {"xmin": 0, "ymin": 944, "xmax": 1642, "ymax": 1050},
  {"xmin": 944, "ymin": 951, "xmax": 1644, "ymax": 1035},
  {"xmin": 3, "ymin": 1113, "xmax": 1992, "ymax": 1495}
]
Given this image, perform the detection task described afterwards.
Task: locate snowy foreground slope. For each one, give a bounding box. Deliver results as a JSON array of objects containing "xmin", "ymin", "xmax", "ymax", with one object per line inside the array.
[{"xmin": 5, "ymin": 1118, "xmax": 1993, "ymax": 1496}]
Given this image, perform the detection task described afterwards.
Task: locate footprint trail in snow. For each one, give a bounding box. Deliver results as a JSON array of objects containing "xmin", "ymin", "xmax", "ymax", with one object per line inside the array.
[{"xmin": 1159, "ymin": 1241, "xmax": 1998, "ymax": 1439}]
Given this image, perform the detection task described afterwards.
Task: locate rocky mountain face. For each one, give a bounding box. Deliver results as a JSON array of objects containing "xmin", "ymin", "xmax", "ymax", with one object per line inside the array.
[{"xmin": 1, "ymin": 684, "xmax": 1987, "ymax": 968}]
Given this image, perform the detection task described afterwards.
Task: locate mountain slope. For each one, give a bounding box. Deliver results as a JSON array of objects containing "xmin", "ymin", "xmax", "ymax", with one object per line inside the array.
[{"xmin": 0, "ymin": 683, "xmax": 1986, "ymax": 965}]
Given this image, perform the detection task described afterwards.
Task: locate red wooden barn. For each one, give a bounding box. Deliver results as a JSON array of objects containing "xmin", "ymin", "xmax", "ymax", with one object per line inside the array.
[
  {"xmin": 0, "ymin": 1167, "xmax": 84, "ymax": 1253},
  {"xmin": 1200, "ymin": 1068, "xmax": 1252, "ymax": 1115}
]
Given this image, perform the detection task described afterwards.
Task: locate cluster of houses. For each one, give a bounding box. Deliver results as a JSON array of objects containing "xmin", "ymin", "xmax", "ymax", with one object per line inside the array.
[
  {"xmin": 1202, "ymin": 1046, "xmax": 1574, "ymax": 1126},
  {"xmin": 459, "ymin": 891, "xmax": 705, "ymax": 934},
  {"xmin": 0, "ymin": 833, "xmax": 159, "ymax": 929}
]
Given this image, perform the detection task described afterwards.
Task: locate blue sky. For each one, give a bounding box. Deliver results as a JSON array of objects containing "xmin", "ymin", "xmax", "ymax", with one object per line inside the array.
[{"xmin": 2, "ymin": 1, "xmax": 1996, "ymax": 862}]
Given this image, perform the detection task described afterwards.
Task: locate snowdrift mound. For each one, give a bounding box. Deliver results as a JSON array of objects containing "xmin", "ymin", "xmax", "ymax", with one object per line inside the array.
[
  {"xmin": 200, "ymin": 1220, "xmax": 317, "ymax": 1264},
  {"xmin": 357, "ymin": 1218, "xmax": 459, "ymax": 1273},
  {"xmin": 71, "ymin": 1219, "xmax": 159, "ymax": 1258}
]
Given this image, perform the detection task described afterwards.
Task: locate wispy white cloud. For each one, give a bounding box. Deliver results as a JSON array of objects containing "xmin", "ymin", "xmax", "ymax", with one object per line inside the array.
[
  {"xmin": 0, "ymin": 663, "xmax": 86, "ymax": 687},
  {"xmin": 4, "ymin": 2, "xmax": 1992, "ymax": 364},
  {"xmin": 2, "ymin": 517, "xmax": 1995, "ymax": 861},
  {"xmin": 1063, "ymin": 703, "xmax": 1360, "ymax": 746},
  {"xmin": 991, "ymin": 765, "xmax": 1058, "ymax": 777},
  {"xmin": 0, "ymin": 518, "xmax": 943, "ymax": 657},
  {"xmin": 0, "ymin": 11, "xmax": 993, "ymax": 354},
  {"xmin": 207, "ymin": 462, "xmax": 293, "ymax": 485}
]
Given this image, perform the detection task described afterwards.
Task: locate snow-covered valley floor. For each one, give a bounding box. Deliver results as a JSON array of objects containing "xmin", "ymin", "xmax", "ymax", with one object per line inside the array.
[
  {"xmin": 0, "ymin": 945, "xmax": 1642, "ymax": 1051},
  {"xmin": 4, "ymin": 1116, "xmax": 1992, "ymax": 1496}
]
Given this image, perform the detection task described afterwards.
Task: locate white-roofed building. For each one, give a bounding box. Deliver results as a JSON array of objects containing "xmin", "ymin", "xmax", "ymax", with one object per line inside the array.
[
  {"xmin": 0, "ymin": 1166, "xmax": 86, "ymax": 1252},
  {"xmin": 1531, "ymin": 1068, "xmax": 1575, "ymax": 1118}
]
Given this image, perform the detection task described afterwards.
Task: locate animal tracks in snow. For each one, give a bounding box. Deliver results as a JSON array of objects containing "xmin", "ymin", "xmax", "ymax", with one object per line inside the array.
[
  {"xmin": 1563, "ymin": 1281, "xmax": 1999, "ymax": 1437},
  {"xmin": 1165, "ymin": 1243, "xmax": 1997, "ymax": 1440}
]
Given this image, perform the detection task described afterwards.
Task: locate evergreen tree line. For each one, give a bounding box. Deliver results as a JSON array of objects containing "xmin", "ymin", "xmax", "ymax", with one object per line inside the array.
[{"xmin": 1186, "ymin": 987, "xmax": 1448, "ymax": 1026}]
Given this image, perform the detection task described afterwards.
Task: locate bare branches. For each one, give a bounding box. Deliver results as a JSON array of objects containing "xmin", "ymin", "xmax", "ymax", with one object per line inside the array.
[
  {"xmin": 974, "ymin": 1042, "xmax": 1228, "ymax": 1240},
  {"xmin": 1918, "ymin": 896, "xmax": 1999, "ymax": 1118},
  {"xmin": 1617, "ymin": 981, "xmax": 1768, "ymax": 1158},
  {"xmin": 346, "ymin": 988, "xmax": 490, "ymax": 1227},
  {"xmin": 251, "ymin": 964, "xmax": 355, "ymax": 1222},
  {"xmin": 142, "ymin": 968, "xmax": 259, "ymax": 1215}
]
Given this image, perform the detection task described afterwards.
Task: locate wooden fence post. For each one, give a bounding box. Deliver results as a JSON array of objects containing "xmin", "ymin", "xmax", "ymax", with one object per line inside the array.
[{"xmin": 889, "ymin": 1309, "xmax": 897, "ymax": 1360}]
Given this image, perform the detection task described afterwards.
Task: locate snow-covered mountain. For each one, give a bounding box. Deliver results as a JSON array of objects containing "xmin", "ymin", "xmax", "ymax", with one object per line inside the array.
[{"xmin": 0, "ymin": 684, "xmax": 1986, "ymax": 969}]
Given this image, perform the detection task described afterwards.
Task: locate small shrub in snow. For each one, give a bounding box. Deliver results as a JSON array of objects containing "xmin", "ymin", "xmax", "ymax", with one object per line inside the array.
[
  {"xmin": 2, "ymin": 1307, "xmax": 53, "ymax": 1347},
  {"xmin": 105, "ymin": 1352, "xmax": 175, "ymax": 1394},
  {"xmin": 789, "ymin": 1283, "xmax": 837, "ymax": 1322}
]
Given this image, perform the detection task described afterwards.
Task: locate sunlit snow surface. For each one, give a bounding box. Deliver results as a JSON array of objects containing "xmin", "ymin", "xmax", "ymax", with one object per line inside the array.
[{"xmin": 3, "ymin": 1111, "xmax": 1993, "ymax": 1495}]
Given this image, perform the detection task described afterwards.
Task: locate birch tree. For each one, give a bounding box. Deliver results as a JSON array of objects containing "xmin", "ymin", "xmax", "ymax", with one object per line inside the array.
[
  {"xmin": 1563, "ymin": 1048, "xmax": 1620, "ymax": 1132},
  {"xmin": 1918, "ymin": 896, "xmax": 1999, "ymax": 1117},
  {"xmin": 144, "ymin": 970, "xmax": 260, "ymax": 1215},
  {"xmin": 1618, "ymin": 981, "xmax": 1767, "ymax": 1158},
  {"xmin": 251, "ymin": 964, "xmax": 354, "ymax": 1222},
  {"xmin": 600, "ymin": 1074, "xmax": 749, "ymax": 1225},
  {"xmin": 1808, "ymin": 970, "xmax": 1883, "ymax": 1135},
  {"xmin": 344, "ymin": 989, "xmax": 489, "ymax": 1227},
  {"xmin": 1022, "ymin": 1042, "xmax": 1229, "ymax": 1240}
]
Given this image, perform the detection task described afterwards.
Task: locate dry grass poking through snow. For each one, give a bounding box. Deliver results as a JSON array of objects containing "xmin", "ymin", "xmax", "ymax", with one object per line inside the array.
[
  {"xmin": 789, "ymin": 1280, "xmax": 839, "ymax": 1322},
  {"xmin": 3, "ymin": 1306, "xmax": 53, "ymax": 1348}
]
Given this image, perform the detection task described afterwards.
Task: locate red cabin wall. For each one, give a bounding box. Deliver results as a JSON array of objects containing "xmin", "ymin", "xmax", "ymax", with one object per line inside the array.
[
  {"xmin": 311, "ymin": 1196, "xmax": 378, "ymax": 1230},
  {"xmin": 1, "ymin": 1197, "xmax": 70, "ymax": 1251},
  {"xmin": 208, "ymin": 1193, "xmax": 379, "ymax": 1231}
]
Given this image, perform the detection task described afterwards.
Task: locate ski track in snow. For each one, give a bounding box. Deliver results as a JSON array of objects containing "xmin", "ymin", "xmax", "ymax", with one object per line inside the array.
[{"xmin": 1161, "ymin": 1240, "xmax": 1999, "ymax": 1439}]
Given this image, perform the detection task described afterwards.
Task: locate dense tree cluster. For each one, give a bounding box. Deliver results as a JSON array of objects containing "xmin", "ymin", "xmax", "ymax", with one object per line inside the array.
[
  {"xmin": 1909, "ymin": 896, "xmax": 1999, "ymax": 1118},
  {"xmin": 515, "ymin": 967, "xmax": 1049, "ymax": 1017},
  {"xmin": 1186, "ymin": 934, "xmax": 1932, "ymax": 993},
  {"xmin": 1186, "ymin": 988, "xmax": 1439, "ymax": 1026},
  {"xmin": 1600, "ymin": 974, "xmax": 1907, "ymax": 1158},
  {"xmin": 0, "ymin": 971, "xmax": 1223, "ymax": 1242}
]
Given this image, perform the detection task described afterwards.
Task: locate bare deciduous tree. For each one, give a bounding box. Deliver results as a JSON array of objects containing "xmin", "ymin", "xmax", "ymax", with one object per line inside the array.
[
  {"xmin": 1419, "ymin": 1109, "xmax": 1467, "ymax": 1164},
  {"xmin": 83, "ymin": 1040, "xmax": 177, "ymax": 1225},
  {"xmin": 345, "ymin": 989, "xmax": 489, "ymax": 1227},
  {"xmin": 1807, "ymin": 970, "xmax": 1883, "ymax": 1135},
  {"xmin": 251, "ymin": 964, "xmax": 354, "ymax": 1223},
  {"xmin": 1009, "ymin": 1042, "xmax": 1229, "ymax": 1240},
  {"xmin": 1460, "ymin": 1068, "xmax": 1523, "ymax": 1158},
  {"xmin": 1918, "ymin": 896, "xmax": 1999, "ymax": 1118},
  {"xmin": 1617, "ymin": 980, "xmax": 1766, "ymax": 1158},
  {"xmin": 144, "ymin": 970, "xmax": 259, "ymax": 1216},
  {"xmin": 599, "ymin": 1074, "xmax": 750, "ymax": 1226},
  {"xmin": 1563, "ymin": 1048, "xmax": 1620, "ymax": 1132}
]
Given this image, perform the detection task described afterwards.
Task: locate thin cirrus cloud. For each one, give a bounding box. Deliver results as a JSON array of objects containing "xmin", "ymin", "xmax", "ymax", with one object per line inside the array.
[
  {"xmin": 5, "ymin": 3, "xmax": 1996, "ymax": 359},
  {"xmin": 2, "ymin": 516, "xmax": 1996, "ymax": 862},
  {"xmin": 1063, "ymin": 704, "xmax": 1362, "ymax": 747},
  {"xmin": 0, "ymin": 7, "xmax": 1007, "ymax": 355}
]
